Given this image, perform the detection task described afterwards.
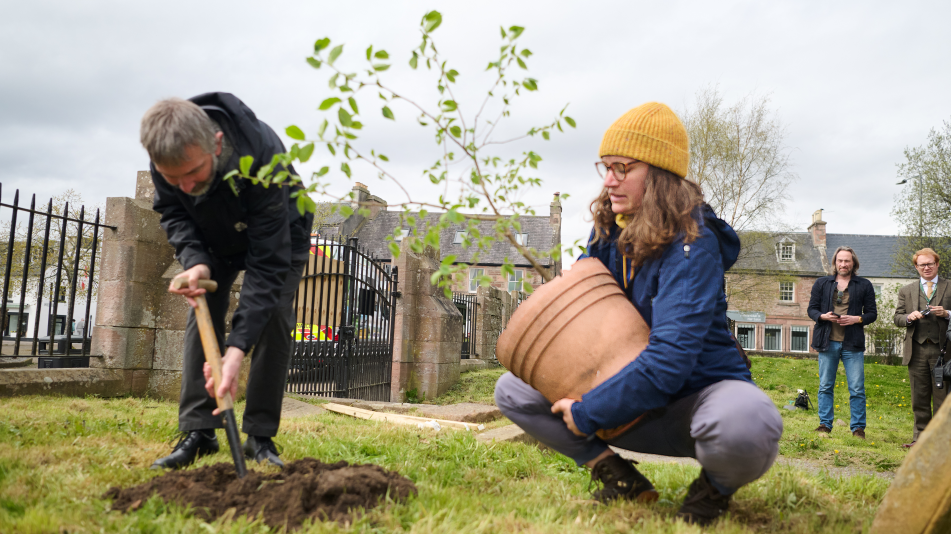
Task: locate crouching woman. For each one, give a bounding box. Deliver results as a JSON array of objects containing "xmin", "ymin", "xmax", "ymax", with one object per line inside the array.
[{"xmin": 495, "ymin": 102, "xmax": 783, "ymax": 526}]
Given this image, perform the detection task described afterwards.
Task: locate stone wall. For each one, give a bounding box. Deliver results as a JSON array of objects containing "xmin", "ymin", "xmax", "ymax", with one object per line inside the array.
[
  {"xmin": 390, "ymin": 241, "xmax": 463, "ymax": 402},
  {"xmin": 473, "ymin": 285, "xmax": 511, "ymax": 360}
]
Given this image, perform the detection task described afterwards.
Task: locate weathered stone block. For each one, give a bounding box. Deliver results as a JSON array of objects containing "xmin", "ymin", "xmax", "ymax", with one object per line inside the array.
[
  {"xmin": 99, "ymin": 239, "xmax": 176, "ymax": 284},
  {"xmin": 155, "ymin": 291, "xmax": 191, "ymax": 331},
  {"xmin": 97, "ymin": 280, "xmax": 160, "ymax": 328},
  {"xmin": 0, "ymin": 368, "xmax": 133, "ymax": 397},
  {"xmin": 90, "ymin": 326, "xmax": 155, "ymax": 369},
  {"xmin": 104, "ymin": 196, "xmax": 168, "ymax": 244},
  {"xmin": 153, "ymin": 329, "xmax": 186, "ymax": 370},
  {"xmin": 146, "ymin": 369, "xmax": 182, "ymax": 401},
  {"xmin": 411, "ymin": 362, "xmax": 460, "ymax": 400},
  {"xmin": 413, "ymin": 340, "xmax": 463, "ymax": 365}
]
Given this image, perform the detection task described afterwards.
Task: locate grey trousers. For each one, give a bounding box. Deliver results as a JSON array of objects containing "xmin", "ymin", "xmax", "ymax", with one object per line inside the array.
[
  {"xmin": 908, "ymin": 341, "xmax": 946, "ymax": 441},
  {"xmin": 179, "ymin": 255, "xmax": 307, "ymax": 437},
  {"xmin": 495, "ymin": 373, "xmax": 783, "ymax": 494}
]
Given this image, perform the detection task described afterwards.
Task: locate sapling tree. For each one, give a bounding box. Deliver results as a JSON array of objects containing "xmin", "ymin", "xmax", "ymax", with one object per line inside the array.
[{"xmin": 222, "ymin": 11, "xmax": 580, "ymax": 295}]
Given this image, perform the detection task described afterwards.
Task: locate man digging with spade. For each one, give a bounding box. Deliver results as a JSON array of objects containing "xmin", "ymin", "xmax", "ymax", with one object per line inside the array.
[{"xmin": 141, "ymin": 93, "xmax": 313, "ymax": 470}]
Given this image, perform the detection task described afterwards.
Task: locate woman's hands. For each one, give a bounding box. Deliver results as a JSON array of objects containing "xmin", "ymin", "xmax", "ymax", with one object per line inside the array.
[{"xmin": 551, "ymin": 398, "xmax": 587, "ymax": 437}]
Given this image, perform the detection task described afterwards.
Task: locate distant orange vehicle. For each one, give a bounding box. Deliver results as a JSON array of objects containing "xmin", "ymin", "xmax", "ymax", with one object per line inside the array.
[{"xmin": 293, "ymin": 324, "xmax": 337, "ymax": 342}]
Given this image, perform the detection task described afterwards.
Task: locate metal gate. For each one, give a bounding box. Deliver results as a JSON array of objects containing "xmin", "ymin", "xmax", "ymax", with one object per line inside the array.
[
  {"xmin": 285, "ymin": 237, "xmax": 397, "ymax": 401},
  {"xmin": 452, "ymin": 292, "xmax": 478, "ymax": 359}
]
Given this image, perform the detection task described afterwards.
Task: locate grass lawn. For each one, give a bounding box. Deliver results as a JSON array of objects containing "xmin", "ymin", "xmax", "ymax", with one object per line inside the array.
[{"xmin": 0, "ymin": 356, "xmax": 908, "ymax": 533}]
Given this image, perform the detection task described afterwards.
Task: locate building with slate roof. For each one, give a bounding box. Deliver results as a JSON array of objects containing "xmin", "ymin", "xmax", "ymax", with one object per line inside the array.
[
  {"xmin": 315, "ymin": 183, "xmax": 562, "ymax": 293},
  {"xmin": 727, "ymin": 209, "xmax": 915, "ymax": 354}
]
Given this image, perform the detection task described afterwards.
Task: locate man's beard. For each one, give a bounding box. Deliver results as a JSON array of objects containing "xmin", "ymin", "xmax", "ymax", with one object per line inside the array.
[{"xmin": 185, "ymin": 153, "xmax": 217, "ymax": 197}]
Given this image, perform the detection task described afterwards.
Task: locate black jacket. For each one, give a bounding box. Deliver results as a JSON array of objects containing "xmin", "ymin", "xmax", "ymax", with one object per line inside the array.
[
  {"xmin": 807, "ymin": 274, "xmax": 877, "ymax": 352},
  {"xmin": 151, "ymin": 92, "xmax": 313, "ymax": 353}
]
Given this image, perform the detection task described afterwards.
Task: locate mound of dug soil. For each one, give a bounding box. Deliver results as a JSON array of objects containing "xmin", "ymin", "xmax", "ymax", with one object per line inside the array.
[{"xmin": 104, "ymin": 458, "xmax": 417, "ymax": 529}]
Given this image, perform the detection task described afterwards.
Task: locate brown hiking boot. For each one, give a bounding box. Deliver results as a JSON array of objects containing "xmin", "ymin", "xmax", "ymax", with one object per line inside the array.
[
  {"xmin": 590, "ymin": 455, "xmax": 659, "ymax": 503},
  {"xmin": 676, "ymin": 469, "xmax": 732, "ymax": 525},
  {"xmin": 852, "ymin": 429, "xmax": 866, "ymax": 439},
  {"xmin": 815, "ymin": 424, "xmax": 832, "ymax": 433}
]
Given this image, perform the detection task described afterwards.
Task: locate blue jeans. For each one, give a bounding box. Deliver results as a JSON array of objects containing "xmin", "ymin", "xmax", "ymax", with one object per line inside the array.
[{"xmin": 817, "ymin": 341, "xmax": 866, "ymax": 431}]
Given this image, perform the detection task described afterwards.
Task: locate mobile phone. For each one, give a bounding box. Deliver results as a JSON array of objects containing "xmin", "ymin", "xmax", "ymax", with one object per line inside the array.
[{"xmin": 830, "ymin": 312, "xmax": 840, "ymax": 318}]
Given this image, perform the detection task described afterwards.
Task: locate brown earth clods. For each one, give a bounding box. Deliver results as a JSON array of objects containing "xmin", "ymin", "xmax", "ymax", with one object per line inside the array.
[{"xmin": 103, "ymin": 458, "xmax": 417, "ymax": 529}]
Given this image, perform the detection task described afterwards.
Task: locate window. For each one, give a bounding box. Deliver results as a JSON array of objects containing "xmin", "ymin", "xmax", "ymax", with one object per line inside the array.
[
  {"xmin": 54, "ymin": 315, "xmax": 67, "ymax": 335},
  {"xmin": 791, "ymin": 326, "xmax": 809, "ymax": 352},
  {"xmin": 736, "ymin": 324, "xmax": 756, "ymax": 350},
  {"xmin": 778, "ymin": 242, "xmax": 795, "ymax": 262},
  {"xmin": 5, "ymin": 312, "xmax": 28, "ymax": 336},
  {"xmin": 508, "ymin": 270, "xmax": 524, "ymax": 291},
  {"xmin": 453, "ymin": 231, "xmax": 467, "ymax": 245},
  {"xmin": 515, "ymin": 233, "xmax": 528, "ymax": 246},
  {"xmin": 873, "ymin": 284, "xmax": 883, "ymax": 296},
  {"xmin": 468, "ymin": 268, "xmax": 484, "ymax": 293},
  {"xmin": 779, "ymin": 282, "xmax": 794, "ymax": 302},
  {"xmin": 394, "ymin": 228, "xmax": 410, "ymax": 242},
  {"xmin": 764, "ymin": 325, "xmax": 782, "ymax": 351}
]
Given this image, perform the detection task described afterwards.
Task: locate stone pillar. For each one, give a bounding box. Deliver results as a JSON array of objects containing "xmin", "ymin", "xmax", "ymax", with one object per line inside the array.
[
  {"xmin": 474, "ymin": 285, "xmax": 506, "ymax": 360},
  {"xmin": 91, "ymin": 171, "xmax": 176, "ymax": 396},
  {"xmin": 549, "ymin": 192, "xmax": 563, "ymax": 278},
  {"xmin": 390, "ymin": 241, "xmax": 462, "ymax": 402}
]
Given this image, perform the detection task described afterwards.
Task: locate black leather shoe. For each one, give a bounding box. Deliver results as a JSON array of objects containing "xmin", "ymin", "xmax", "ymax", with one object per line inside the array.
[
  {"xmin": 676, "ymin": 470, "xmax": 732, "ymax": 525},
  {"xmin": 244, "ymin": 435, "xmax": 284, "ymax": 468},
  {"xmin": 590, "ymin": 454, "xmax": 658, "ymax": 503},
  {"xmin": 151, "ymin": 430, "xmax": 219, "ymax": 470}
]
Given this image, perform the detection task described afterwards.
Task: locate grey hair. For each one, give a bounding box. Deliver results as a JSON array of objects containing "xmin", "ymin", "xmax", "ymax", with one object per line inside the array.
[
  {"xmin": 140, "ymin": 98, "xmax": 218, "ymax": 166},
  {"xmin": 830, "ymin": 246, "xmax": 860, "ymax": 276}
]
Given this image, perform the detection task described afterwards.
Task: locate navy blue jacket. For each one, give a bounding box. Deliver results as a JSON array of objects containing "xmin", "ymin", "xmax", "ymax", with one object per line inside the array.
[
  {"xmin": 151, "ymin": 92, "xmax": 313, "ymax": 353},
  {"xmin": 570, "ymin": 205, "xmax": 752, "ymax": 436},
  {"xmin": 807, "ymin": 274, "xmax": 877, "ymax": 352}
]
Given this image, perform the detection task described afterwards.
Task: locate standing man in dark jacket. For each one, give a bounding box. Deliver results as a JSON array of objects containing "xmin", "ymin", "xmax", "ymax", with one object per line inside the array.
[
  {"xmin": 893, "ymin": 248, "xmax": 951, "ymax": 447},
  {"xmin": 140, "ymin": 93, "xmax": 313, "ymax": 469},
  {"xmin": 807, "ymin": 246, "xmax": 877, "ymax": 438}
]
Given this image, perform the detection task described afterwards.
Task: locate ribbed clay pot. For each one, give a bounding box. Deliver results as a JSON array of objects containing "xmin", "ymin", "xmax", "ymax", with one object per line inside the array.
[{"xmin": 497, "ymin": 257, "xmax": 650, "ymax": 406}]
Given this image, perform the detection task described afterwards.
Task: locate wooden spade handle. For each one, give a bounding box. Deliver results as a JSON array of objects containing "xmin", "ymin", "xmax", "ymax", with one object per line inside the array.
[
  {"xmin": 168, "ymin": 276, "xmax": 231, "ymax": 411},
  {"xmin": 170, "ymin": 277, "xmax": 218, "ymax": 292}
]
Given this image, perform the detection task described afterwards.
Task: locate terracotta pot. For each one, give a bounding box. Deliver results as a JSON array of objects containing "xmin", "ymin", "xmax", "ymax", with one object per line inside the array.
[{"xmin": 497, "ymin": 257, "xmax": 650, "ymax": 406}]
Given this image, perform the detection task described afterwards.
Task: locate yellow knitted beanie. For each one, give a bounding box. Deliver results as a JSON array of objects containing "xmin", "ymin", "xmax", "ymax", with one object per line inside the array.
[{"xmin": 599, "ymin": 102, "xmax": 690, "ymax": 179}]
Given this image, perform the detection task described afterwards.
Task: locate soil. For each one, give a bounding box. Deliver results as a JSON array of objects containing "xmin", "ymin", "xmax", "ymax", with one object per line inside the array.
[{"xmin": 103, "ymin": 458, "xmax": 417, "ymax": 529}]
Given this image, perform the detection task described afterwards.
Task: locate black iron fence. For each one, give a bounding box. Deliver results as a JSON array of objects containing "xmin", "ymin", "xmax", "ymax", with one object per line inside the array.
[
  {"xmin": 285, "ymin": 236, "xmax": 397, "ymax": 401},
  {"xmin": 0, "ymin": 185, "xmax": 112, "ymax": 364},
  {"xmin": 452, "ymin": 292, "xmax": 478, "ymax": 359}
]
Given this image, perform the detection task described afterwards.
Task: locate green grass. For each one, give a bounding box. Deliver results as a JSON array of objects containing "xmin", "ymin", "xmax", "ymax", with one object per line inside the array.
[
  {"xmin": 751, "ymin": 356, "xmax": 913, "ymax": 472},
  {"xmin": 429, "ymin": 367, "xmax": 506, "ymax": 405},
  {"xmin": 0, "ymin": 358, "xmax": 909, "ymax": 532}
]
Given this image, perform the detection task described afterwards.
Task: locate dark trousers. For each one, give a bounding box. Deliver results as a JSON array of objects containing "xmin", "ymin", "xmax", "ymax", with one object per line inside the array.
[
  {"xmin": 178, "ymin": 255, "xmax": 307, "ymax": 437},
  {"xmin": 908, "ymin": 340, "xmax": 947, "ymax": 441}
]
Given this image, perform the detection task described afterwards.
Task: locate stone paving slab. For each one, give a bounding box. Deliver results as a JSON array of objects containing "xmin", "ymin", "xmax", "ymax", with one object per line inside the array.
[
  {"xmin": 281, "ymin": 397, "xmax": 326, "ymax": 418},
  {"xmin": 407, "ymin": 403, "xmax": 501, "ymax": 423},
  {"xmin": 476, "ymin": 424, "xmax": 539, "ymax": 445}
]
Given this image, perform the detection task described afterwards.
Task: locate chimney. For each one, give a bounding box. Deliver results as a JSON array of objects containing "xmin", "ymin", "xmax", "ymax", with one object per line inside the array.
[
  {"xmin": 351, "ymin": 182, "xmax": 369, "ymax": 210},
  {"xmin": 808, "ymin": 209, "xmax": 826, "ymax": 248},
  {"xmin": 341, "ymin": 182, "xmax": 371, "ymax": 237},
  {"xmin": 549, "ymin": 193, "xmax": 563, "ymax": 277}
]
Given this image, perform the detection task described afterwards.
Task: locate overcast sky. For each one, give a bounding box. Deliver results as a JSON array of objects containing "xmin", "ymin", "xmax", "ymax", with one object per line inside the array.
[{"xmin": 2, "ymin": 0, "xmax": 948, "ymax": 269}]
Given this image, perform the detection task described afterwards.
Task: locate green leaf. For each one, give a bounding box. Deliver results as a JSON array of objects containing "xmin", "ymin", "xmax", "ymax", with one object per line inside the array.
[
  {"xmin": 516, "ymin": 57, "xmax": 527, "ymax": 69},
  {"xmin": 328, "ymin": 44, "xmax": 344, "ymax": 65},
  {"xmin": 339, "ymin": 205, "xmax": 354, "ymax": 217},
  {"xmin": 341, "ymin": 162, "xmax": 352, "ymax": 178},
  {"xmin": 441, "ymin": 100, "xmax": 458, "ymax": 112},
  {"xmin": 296, "ymin": 194, "xmax": 307, "ymax": 215},
  {"xmin": 441, "ymin": 255, "xmax": 457, "ymax": 266},
  {"xmin": 520, "ymin": 49, "xmax": 532, "ymax": 57},
  {"xmin": 522, "ymin": 78, "xmax": 538, "ymax": 91},
  {"xmin": 508, "ymin": 26, "xmax": 525, "ymax": 39},
  {"xmin": 419, "ymin": 209, "xmax": 428, "ymax": 219},
  {"xmin": 298, "ymin": 143, "xmax": 315, "ymax": 163},
  {"xmin": 314, "ymin": 38, "xmax": 331, "ymax": 52},
  {"xmin": 523, "ymin": 281, "xmax": 534, "ymax": 295},
  {"xmin": 378, "ymin": 154, "xmax": 389, "ymax": 162},
  {"xmin": 388, "ymin": 241, "xmax": 401, "ymax": 257},
  {"xmin": 565, "ymin": 116, "xmax": 577, "ymax": 128},
  {"xmin": 316, "ymin": 166, "xmax": 329, "ymax": 177},
  {"xmin": 318, "ymin": 97, "xmax": 341, "ymax": 110},
  {"xmin": 373, "ymin": 64, "xmax": 390, "ymax": 71},
  {"xmin": 327, "ymin": 143, "xmax": 336, "ymax": 155},
  {"xmin": 318, "ymin": 119, "xmax": 329, "ymax": 138},
  {"xmin": 365, "ymin": 45, "xmax": 373, "ymax": 61},
  {"xmin": 409, "ymin": 52, "xmax": 418, "ymax": 69},
  {"xmin": 328, "ymin": 73, "xmax": 339, "ymax": 89},
  {"xmin": 422, "ymin": 10, "xmax": 442, "ymax": 32},
  {"xmin": 447, "ymin": 209, "xmax": 464, "ymax": 223},
  {"xmin": 374, "ymin": 50, "xmax": 389, "ymax": 59},
  {"xmin": 306, "ymin": 57, "xmax": 322, "ymax": 69},
  {"xmin": 382, "ymin": 106, "xmax": 394, "ymax": 120},
  {"xmin": 348, "ymin": 97, "xmax": 359, "ymax": 115},
  {"xmin": 449, "ymin": 125, "xmax": 462, "ymax": 138},
  {"xmin": 542, "ymin": 131, "xmax": 550, "ymax": 140},
  {"xmin": 338, "ymin": 107, "xmax": 353, "ymax": 127},
  {"xmin": 285, "ymin": 125, "xmax": 305, "ymax": 141},
  {"xmin": 500, "ymin": 26, "xmax": 507, "ymax": 39},
  {"xmin": 239, "ymin": 155, "xmax": 254, "ymax": 176},
  {"xmin": 446, "ymin": 69, "xmax": 458, "ymax": 82}
]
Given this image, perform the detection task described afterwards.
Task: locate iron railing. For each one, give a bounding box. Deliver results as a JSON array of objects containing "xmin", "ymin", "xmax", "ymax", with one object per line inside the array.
[
  {"xmin": 286, "ymin": 236, "xmax": 397, "ymax": 401},
  {"xmin": 0, "ymin": 185, "xmax": 113, "ymax": 361},
  {"xmin": 452, "ymin": 292, "xmax": 478, "ymax": 359}
]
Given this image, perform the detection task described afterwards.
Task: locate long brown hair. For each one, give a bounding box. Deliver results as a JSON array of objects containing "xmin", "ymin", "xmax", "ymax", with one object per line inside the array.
[{"xmin": 589, "ymin": 165, "xmax": 705, "ymax": 266}]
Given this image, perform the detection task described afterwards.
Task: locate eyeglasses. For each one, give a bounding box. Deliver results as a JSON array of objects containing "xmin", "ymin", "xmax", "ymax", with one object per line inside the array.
[
  {"xmin": 916, "ymin": 262, "xmax": 937, "ymax": 269},
  {"xmin": 595, "ymin": 160, "xmax": 641, "ymax": 182},
  {"xmin": 836, "ymin": 290, "xmax": 845, "ymax": 305}
]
